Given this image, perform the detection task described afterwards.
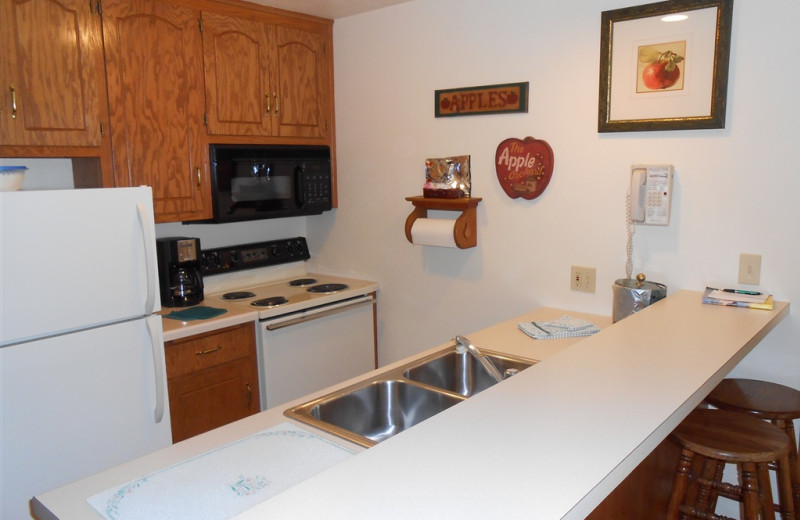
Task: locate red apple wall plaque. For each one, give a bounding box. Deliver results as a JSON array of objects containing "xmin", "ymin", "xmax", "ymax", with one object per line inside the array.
[{"xmin": 495, "ymin": 136, "xmax": 554, "ymax": 199}]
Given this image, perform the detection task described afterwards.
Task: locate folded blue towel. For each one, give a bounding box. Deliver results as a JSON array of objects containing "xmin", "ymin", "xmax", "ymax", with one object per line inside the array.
[
  {"xmin": 518, "ymin": 315, "xmax": 599, "ymax": 340},
  {"xmin": 164, "ymin": 306, "xmax": 227, "ymax": 321}
]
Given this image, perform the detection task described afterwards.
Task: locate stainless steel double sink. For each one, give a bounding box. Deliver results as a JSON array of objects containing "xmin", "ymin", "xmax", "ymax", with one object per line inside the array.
[{"xmin": 285, "ymin": 344, "xmax": 536, "ymax": 447}]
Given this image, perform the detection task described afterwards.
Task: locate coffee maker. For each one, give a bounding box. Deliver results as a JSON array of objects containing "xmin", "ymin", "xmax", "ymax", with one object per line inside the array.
[{"xmin": 156, "ymin": 237, "xmax": 204, "ymax": 307}]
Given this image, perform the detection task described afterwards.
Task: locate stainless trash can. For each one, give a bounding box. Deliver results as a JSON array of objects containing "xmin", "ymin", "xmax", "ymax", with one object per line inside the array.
[{"xmin": 612, "ymin": 274, "xmax": 667, "ymax": 323}]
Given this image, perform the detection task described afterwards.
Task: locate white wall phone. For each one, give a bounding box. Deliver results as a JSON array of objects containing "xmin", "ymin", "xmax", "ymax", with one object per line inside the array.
[{"xmin": 629, "ymin": 164, "xmax": 673, "ymax": 226}]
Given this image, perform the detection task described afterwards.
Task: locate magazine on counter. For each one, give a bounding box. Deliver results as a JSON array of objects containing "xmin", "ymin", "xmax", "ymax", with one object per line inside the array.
[{"xmin": 702, "ymin": 287, "xmax": 774, "ymax": 310}]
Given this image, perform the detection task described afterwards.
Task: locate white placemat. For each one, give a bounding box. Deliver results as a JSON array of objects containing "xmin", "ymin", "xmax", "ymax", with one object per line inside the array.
[{"xmin": 87, "ymin": 422, "xmax": 354, "ymax": 520}]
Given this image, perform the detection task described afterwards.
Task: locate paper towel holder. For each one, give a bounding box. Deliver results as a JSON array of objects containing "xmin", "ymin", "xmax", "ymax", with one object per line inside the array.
[{"xmin": 404, "ymin": 196, "xmax": 482, "ymax": 249}]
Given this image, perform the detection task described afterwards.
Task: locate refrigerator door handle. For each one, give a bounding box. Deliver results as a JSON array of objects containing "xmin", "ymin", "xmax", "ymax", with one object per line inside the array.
[
  {"xmin": 146, "ymin": 315, "xmax": 166, "ymax": 424},
  {"xmin": 137, "ymin": 202, "xmax": 158, "ymax": 314}
]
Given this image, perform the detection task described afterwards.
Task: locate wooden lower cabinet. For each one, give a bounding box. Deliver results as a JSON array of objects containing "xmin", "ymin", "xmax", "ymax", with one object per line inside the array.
[
  {"xmin": 586, "ymin": 434, "xmax": 681, "ymax": 520},
  {"xmin": 165, "ymin": 323, "xmax": 260, "ymax": 443}
]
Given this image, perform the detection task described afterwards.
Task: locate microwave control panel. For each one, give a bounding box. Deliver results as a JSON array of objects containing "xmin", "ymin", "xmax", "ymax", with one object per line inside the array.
[{"xmin": 298, "ymin": 165, "xmax": 332, "ymax": 210}]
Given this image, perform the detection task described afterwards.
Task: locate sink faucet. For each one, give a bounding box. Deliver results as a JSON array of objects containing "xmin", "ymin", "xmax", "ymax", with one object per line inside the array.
[{"xmin": 454, "ymin": 335, "xmax": 505, "ymax": 383}]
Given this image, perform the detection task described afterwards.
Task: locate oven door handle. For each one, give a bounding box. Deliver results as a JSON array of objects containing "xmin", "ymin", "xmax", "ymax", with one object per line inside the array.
[{"xmin": 265, "ymin": 295, "xmax": 375, "ymax": 331}]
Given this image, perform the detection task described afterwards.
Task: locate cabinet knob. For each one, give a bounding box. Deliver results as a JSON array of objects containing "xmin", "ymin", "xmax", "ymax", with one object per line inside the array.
[
  {"xmin": 273, "ymin": 92, "xmax": 279, "ymax": 116},
  {"xmin": 246, "ymin": 383, "xmax": 253, "ymax": 407},
  {"xmin": 265, "ymin": 91, "xmax": 271, "ymax": 115},
  {"xmin": 195, "ymin": 167, "xmax": 201, "ymax": 190}
]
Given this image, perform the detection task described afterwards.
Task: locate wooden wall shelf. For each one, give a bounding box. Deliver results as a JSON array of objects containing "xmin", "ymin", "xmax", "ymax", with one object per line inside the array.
[{"xmin": 404, "ymin": 196, "xmax": 482, "ymax": 249}]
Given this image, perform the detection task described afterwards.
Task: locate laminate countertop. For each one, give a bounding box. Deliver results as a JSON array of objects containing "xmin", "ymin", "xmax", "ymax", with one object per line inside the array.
[{"xmin": 33, "ymin": 290, "xmax": 789, "ymax": 520}]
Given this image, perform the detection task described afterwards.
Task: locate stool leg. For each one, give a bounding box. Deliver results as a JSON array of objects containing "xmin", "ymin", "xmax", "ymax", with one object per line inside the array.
[
  {"xmin": 757, "ymin": 462, "xmax": 778, "ymax": 519},
  {"xmin": 741, "ymin": 462, "xmax": 766, "ymax": 520},
  {"xmin": 696, "ymin": 458, "xmax": 724, "ymax": 513},
  {"xmin": 667, "ymin": 449, "xmax": 696, "ymax": 520},
  {"xmin": 776, "ymin": 420, "xmax": 800, "ymax": 516},
  {"xmin": 705, "ymin": 460, "xmax": 726, "ymax": 513},
  {"xmin": 775, "ymin": 452, "xmax": 797, "ymax": 520}
]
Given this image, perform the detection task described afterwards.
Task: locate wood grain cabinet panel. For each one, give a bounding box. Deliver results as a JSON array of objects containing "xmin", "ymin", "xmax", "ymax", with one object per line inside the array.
[
  {"xmin": 0, "ymin": 0, "xmax": 106, "ymax": 147},
  {"xmin": 101, "ymin": 0, "xmax": 211, "ymax": 222},
  {"xmin": 273, "ymin": 25, "xmax": 330, "ymax": 139},
  {"xmin": 165, "ymin": 323, "xmax": 261, "ymax": 443},
  {"xmin": 201, "ymin": 11, "xmax": 273, "ymax": 136}
]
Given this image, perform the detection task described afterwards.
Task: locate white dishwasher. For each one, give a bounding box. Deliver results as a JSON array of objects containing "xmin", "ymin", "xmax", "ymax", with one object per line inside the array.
[{"xmin": 257, "ymin": 294, "xmax": 377, "ymax": 409}]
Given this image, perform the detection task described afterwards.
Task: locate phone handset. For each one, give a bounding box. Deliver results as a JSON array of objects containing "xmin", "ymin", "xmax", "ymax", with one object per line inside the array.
[{"xmin": 629, "ymin": 165, "xmax": 673, "ymax": 226}]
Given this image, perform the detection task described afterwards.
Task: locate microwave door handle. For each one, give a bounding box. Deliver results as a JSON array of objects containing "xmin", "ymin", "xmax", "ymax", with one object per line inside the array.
[{"xmin": 294, "ymin": 164, "xmax": 306, "ymax": 208}]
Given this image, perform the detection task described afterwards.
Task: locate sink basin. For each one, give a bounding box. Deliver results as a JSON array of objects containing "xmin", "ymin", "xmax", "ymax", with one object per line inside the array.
[
  {"xmin": 403, "ymin": 350, "xmax": 535, "ymax": 397},
  {"xmin": 285, "ymin": 345, "xmax": 536, "ymax": 447},
  {"xmin": 310, "ymin": 380, "xmax": 463, "ymax": 445}
]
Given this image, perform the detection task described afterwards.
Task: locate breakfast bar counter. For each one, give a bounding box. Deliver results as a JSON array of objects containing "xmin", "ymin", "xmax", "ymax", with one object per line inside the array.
[{"xmin": 33, "ymin": 290, "xmax": 789, "ymax": 520}]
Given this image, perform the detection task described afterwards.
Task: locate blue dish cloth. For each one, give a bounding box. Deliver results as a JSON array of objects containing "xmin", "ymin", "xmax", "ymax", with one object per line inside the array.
[
  {"xmin": 164, "ymin": 306, "xmax": 227, "ymax": 321},
  {"xmin": 518, "ymin": 315, "xmax": 599, "ymax": 340}
]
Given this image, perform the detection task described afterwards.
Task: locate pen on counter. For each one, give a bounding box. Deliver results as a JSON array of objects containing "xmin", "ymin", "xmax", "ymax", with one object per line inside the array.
[{"xmin": 721, "ymin": 288, "xmax": 762, "ymax": 295}]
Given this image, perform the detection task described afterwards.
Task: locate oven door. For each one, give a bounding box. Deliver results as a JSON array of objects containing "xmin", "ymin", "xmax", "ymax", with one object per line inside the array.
[{"xmin": 257, "ymin": 295, "xmax": 376, "ymax": 410}]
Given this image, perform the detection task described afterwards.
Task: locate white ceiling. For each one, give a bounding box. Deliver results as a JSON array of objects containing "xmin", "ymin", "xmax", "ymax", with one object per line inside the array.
[{"xmin": 247, "ymin": 0, "xmax": 412, "ymax": 19}]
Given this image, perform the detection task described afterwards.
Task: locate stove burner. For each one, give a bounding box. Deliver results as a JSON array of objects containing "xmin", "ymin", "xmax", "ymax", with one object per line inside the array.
[
  {"xmin": 251, "ymin": 296, "xmax": 289, "ymax": 308},
  {"xmin": 221, "ymin": 291, "xmax": 256, "ymax": 300},
  {"xmin": 289, "ymin": 278, "xmax": 318, "ymax": 287},
  {"xmin": 307, "ymin": 283, "xmax": 349, "ymax": 294}
]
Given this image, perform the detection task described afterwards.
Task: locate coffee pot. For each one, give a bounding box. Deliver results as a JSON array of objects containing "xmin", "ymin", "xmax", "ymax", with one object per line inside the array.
[{"xmin": 156, "ymin": 237, "xmax": 204, "ymax": 307}]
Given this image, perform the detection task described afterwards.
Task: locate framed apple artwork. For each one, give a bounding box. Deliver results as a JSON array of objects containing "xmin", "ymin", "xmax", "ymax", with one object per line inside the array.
[{"xmin": 494, "ymin": 137, "xmax": 554, "ymax": 200}]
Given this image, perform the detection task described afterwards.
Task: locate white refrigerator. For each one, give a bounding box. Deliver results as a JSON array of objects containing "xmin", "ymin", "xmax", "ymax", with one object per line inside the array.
[{"xmin": 0, "ymin": 187, "xmax": 172, "ymax": 520}]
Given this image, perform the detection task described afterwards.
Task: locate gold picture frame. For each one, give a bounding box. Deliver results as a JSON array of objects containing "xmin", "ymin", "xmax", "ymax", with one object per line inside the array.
[{"xmin": 598, "ymin": 0, "xmax": 733, "ymax": 132}]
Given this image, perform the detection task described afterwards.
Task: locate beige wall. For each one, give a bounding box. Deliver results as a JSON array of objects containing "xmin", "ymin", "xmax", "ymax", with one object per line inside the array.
[{"xmin": 312, "ymin": 0, "xmax": 800, "ymax": 395}]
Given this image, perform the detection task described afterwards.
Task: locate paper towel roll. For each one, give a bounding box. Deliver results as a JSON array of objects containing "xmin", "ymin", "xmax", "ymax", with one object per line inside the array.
[{"xmin": 410, "ymin": 218, "xmax": 457, "ymax": 248}]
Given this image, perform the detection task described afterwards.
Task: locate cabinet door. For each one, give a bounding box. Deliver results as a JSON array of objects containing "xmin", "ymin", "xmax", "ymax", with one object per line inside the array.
[
  {"xmin": 201, "ymin": 11, "xmax": 272, "ymax": 136},
  {"xmin": 0, "ymin": 0, "xmax": 106, "ymax": 147},
  {"xmin": 102, "ymin": 0, "xmax": 211, "ymax": 222},
  {"xmin": 168, "ymin": 358, "xmax": 259, "ymax": 442},
  {"xmin": 272, "ymin": 25, "xmax": 331, "ymax": 139}
]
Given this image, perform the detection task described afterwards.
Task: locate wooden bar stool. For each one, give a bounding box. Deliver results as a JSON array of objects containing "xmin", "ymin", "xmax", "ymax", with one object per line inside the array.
[
  {"xmin": 665, "ymin": 408, "xmax": 796, "ymax": 520},
  {"xmin": 706, "ymin": 378, "xmax": 800, "ymax": 515}
]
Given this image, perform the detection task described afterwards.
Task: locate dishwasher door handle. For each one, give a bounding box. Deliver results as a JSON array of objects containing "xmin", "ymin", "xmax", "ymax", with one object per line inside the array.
[{"xmin": 265, "ymin": 296, "xmax": 375, "ymax": 331}]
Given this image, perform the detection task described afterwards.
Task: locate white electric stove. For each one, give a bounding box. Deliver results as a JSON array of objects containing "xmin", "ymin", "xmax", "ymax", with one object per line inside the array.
[{"xmin": 200, "ymin": 238, "xmax": 379, "ymax": 411}]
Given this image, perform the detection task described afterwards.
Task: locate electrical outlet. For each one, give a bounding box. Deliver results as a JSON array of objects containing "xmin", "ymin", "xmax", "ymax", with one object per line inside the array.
[
  {"xmin": 738, "ymin": 254, "xmax": 761, "ymax": 285},
  {"xmin": 571, "ymin": 266, "xmax": 596, "ymax": 293}
]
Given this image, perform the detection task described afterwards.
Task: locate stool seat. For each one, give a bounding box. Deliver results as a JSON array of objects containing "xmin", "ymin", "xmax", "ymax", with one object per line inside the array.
[
  {"xmin": 706, "ymin": 378, "xmax": 800, "ymax": 421},
  {"xmin": 673, "ymin": 408, "xmax": 791, "ymax": 463}
]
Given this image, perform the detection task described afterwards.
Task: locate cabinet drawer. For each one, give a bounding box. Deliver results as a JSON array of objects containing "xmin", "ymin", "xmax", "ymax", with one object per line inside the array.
[{"xmin": 165, "ymin": 323, "xmax": 255, "ymax": 378}]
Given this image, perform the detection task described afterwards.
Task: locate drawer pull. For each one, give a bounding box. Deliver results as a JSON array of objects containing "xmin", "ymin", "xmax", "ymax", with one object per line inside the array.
[
  {"xmin": 195, "ymin": 345, "xmax": 222, "ymax": 356},
  {"xmin": 246, "ymin": 383, "xmax": 253, "ymax": 407}
]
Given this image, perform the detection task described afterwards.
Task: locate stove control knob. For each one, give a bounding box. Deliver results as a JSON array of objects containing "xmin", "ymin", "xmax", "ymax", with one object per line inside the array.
[
  {"xmin": 229, "ymin": 250, "xmax": 241, "ymax": 264},
  {"xmin": 202, "ymin": 251, "xmax": 221, "ymax": 270}
]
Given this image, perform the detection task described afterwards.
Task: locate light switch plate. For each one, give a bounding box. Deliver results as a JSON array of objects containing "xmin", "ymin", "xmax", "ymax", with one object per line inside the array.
[{"xmin": 738, "ymin": 254, "xmax": 761, "ymax": 285}]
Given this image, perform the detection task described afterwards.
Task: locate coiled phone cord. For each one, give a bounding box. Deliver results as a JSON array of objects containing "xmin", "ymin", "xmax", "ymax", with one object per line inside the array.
[{"xmin": 625, "ymin": 189, "xmax": 636, "ymax": 280}]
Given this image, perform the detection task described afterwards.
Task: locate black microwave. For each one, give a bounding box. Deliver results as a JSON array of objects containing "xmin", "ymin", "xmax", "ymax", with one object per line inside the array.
[{"xmin": 202, "ymin": 144, "xmax": 332, "ymax": 223}]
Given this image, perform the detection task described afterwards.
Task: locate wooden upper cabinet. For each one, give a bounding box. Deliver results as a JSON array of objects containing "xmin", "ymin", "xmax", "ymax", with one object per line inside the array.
[
  {"xmin": 201, "ymin": 11, "xmax": 332, "ymax": 141},
  {"xmin": 0, "ymin": 0, "xmax": 106, "ymax": 147},
  {"xmin": 101, "ymin": 0, "xmax": 211, "ymax": 222},
  {"xmin": 201, "ymin": 11, "xmax": 272, "ymax": 136},
  {"xmin": 273, "ymin": 25, "xmax": 330, "ymax": 139}
]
